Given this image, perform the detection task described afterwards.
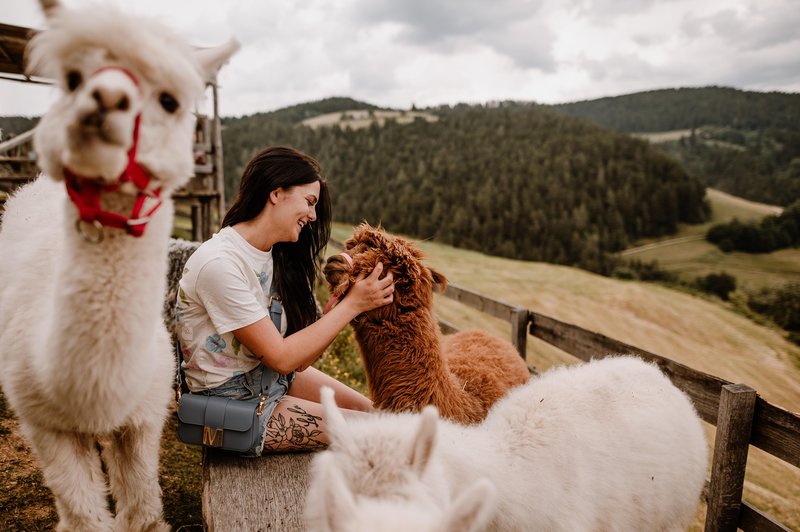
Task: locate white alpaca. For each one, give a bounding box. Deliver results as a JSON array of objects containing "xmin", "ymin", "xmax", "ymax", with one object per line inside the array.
[
  {"xmin": 306, "ymin": 357, "xmax": 708, "ymax": 532},
  {"xmin": 0, "ymin": 2, "xmax": 238, "ymax": 530}
]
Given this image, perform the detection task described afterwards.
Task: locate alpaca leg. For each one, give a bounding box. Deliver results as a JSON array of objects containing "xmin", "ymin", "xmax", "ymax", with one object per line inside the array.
[
  {"xmin": 102, "ymin": 422, "xmax": 169, "ymax": 532},
  {"xmin": 23, "ymin": 423, "xmax": 113, "ymax": 532}
]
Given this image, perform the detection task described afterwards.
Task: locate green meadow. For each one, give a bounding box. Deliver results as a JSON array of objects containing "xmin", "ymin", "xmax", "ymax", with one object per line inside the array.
[{"xmin": 622, "ymin": 188, "xmax": 798, "ymax": 290}]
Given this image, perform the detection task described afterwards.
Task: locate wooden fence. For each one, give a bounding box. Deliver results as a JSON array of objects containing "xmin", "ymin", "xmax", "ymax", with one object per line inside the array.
[{"xmin": 440, "ymin": 283, "xmax": 798, "ymax": 532}]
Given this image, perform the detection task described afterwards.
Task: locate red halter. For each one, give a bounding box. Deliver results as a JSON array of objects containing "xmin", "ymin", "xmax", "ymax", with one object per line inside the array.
[{"xmin": 63, "ymin": 66, "xmax": 162, "ymax": 241}]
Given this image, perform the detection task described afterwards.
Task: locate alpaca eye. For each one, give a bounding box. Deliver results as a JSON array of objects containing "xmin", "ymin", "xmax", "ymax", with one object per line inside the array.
[
  {"xmin": 66, "ymin": 71, "xmax": 82, "ymax": 92},
  {"xmin": 159, "ymin": 92, "xmax": 179, "ymax": 113}
]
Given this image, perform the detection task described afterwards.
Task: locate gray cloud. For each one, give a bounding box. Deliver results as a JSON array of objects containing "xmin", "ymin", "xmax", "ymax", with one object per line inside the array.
[
  {"xmin": 683, "ymin": 3, "xmax": 800, "ymax": 52},
  {"xmin": 563, "ymin": 0, "xmax": 675, "ymax": 23},
  {"xmin": 579, "ymin": 52, "xmax": 658, "ymax": 83},
  {"xmin": 355, "ymin": 0, "xmax": 543, "ymax": 42},
  {"xmin": 350, "ymin": 0, "xmax": 555, "ymax": 72}
]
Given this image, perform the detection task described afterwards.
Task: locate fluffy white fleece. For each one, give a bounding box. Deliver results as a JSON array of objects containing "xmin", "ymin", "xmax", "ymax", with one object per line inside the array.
[
  {"xmin": 306, "ymin": 356, "xmax": 708, "ymax": 532},
  {"xmin": 0, "ymin": 1, "xmax": 237, "ymax": 530}
]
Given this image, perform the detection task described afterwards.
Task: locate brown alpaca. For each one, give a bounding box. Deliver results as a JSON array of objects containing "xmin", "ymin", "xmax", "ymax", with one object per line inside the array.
[{"xmin": 324, "ymin": 224, "xmax": 530, "ymax": 424}]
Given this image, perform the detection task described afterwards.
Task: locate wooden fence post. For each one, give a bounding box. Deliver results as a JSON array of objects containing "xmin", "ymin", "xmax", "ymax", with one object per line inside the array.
[
  {"xmin": 510, "ymin": 307, "xmax": 529, "ymax": 361},
  {"xmin": 705, "ymin": 383, "xmax": 757, "ymax": 532}
]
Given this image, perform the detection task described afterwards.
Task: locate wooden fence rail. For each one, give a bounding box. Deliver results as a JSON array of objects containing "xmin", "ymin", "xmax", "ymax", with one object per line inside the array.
[{"xmin": 439, "ymin": 283, "xmax": 799, "ymax": 532}]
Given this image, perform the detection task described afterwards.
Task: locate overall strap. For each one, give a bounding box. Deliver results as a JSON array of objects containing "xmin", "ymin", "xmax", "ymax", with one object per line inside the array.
[{"xmin": 257, "ymin": 282, "xmax": 283, "ymax": 392}]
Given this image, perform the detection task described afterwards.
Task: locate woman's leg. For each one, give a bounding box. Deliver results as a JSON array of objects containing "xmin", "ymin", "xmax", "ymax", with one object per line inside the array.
[
  {"xmin": 288, "ymin": 366, "xmax": 373, "ymax": 412},
  {"xmin": 261, "ymin": 395, "xmax": 367, "ymax": 453}
]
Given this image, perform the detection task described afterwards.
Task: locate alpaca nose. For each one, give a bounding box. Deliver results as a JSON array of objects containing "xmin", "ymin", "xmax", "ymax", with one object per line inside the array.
[
  {"xmin": 82, "ymin": 69, "xmax": 140, "ymax": 117},
  {"xmin": 92, "ymin": 87, "xmax": 130, "ymax": 113}
]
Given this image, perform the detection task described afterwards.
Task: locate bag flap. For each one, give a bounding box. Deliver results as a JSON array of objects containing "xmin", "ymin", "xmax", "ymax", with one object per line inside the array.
[
  {"xmin": 220, "ymin": 397, "xmax": 261, "ymax": 431},
  {"xmin": 177, "ymin": 393, "xmax": 260, "ymax": 432},
  {"xmin": 177, "ymin": 393, "xmax": 211, "ymax": 425}
]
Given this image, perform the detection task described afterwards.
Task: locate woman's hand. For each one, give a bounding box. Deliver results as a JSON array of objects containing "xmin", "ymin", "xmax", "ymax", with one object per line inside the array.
[{"xmin": 346, "ymin": 262, "xmax": 394, "ymax": 313}]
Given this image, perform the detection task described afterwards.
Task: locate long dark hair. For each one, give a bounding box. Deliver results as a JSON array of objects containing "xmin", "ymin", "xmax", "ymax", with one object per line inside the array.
[{"xmin": 222, "ymin": 146, "xmax": 331, "ymax": 334}]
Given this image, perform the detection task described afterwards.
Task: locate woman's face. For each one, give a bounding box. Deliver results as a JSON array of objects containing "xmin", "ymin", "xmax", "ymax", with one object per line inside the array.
[{"xmin": 274, "ymin": 181, "xmax": 320, "ymax": 242}]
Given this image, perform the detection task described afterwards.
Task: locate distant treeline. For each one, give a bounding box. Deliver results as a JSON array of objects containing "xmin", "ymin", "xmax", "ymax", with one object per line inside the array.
[
  {"xmin": 706, "ymin": 200, "xmax": 800, "ymax": 253},
  {"xmin": 551, "ymin": 87, "xmax": 800, "ymax": 207},
  {"xmin": 222, "ymin": 100, "xmax": 709, "ymax": 273},
  {"xmin": 659, "ymin": 130, "xmax": 800, "ymax": 207}
]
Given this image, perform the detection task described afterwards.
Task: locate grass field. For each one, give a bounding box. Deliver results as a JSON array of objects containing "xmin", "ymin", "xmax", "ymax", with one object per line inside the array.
[{"xmin": 622, "ymin": 188, "xmax": 798, "ymax": 291}]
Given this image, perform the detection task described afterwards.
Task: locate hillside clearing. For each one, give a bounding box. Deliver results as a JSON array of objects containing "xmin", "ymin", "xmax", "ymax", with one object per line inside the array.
[
  {"xmin": 621, "ymin": 188, "xmax": 796, "ymax": 290},
  {"xmin": 300, "ymin": 109, "xmax": 438, "ymax": 130}
]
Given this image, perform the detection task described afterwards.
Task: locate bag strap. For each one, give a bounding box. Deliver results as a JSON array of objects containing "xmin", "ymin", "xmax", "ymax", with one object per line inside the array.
[{"xmin": 176, "ymin": 272, "xmax": 284, "ymax": 402}]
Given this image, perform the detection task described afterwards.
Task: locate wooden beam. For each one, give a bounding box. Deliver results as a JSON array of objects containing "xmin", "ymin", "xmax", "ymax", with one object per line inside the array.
[
  {"xmin": 705, "ymin": 384, "xmax": 757, "ymax": 532},
  {"xmin": 510, "ymin": 307, "xmax": 528, "ymax": 360},
  {"xmin": 739, "ymin": 501, "xmax": 793, "ymax": 532},
  {"xmin": 203, "ymin": 450, "xmax": 313, "ymax": 532},
  {"xmin": 442, "ymin": 284, "xmax": 519, "ymax": 322}
]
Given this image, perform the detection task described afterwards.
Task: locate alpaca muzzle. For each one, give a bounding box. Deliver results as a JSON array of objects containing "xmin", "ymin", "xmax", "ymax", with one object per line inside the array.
[{"xmin": 64, "ymin": 66, "xmax": 162, "ymax": 242}]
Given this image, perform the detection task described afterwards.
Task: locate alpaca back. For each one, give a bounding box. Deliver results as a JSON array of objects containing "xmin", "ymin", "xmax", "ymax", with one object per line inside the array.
[
  {"xmin": 308, "ymin": 357, "xmax": 707, "ymax": 532},
  {"xmin": 473, "ymin": 356, "xmax": 708, "ymax": 530},
  {"xmin": 442, "ymin": 330, "xmax": 530, "ymax": 415}
]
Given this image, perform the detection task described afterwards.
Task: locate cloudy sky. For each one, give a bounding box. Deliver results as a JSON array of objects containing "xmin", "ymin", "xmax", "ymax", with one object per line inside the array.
[{"xmin": 1, "ymin": 0, "xmax": 798, "ymax": 118}]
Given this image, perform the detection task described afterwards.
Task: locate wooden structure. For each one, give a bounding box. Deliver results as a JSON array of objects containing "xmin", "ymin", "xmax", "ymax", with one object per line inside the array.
[
  {"xmin": 164, "ymin": 243, "xmax": 800, "ymax": 532},
  {"xmin": 0, "ymin": 22, "xmax": 226, "ymax": 240}
]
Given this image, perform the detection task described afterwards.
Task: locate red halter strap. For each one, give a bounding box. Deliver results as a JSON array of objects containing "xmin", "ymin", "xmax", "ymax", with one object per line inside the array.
[
  {"xmin": 323, "ymin": 252, "xmax": 354, "ymax": 314},
  {"xmin": 63, "ymin": 67, "xmax": 163, "ymax": 240}
]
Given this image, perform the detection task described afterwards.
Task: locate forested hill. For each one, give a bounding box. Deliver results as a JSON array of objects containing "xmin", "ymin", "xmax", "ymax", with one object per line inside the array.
[
  {"xmin": 550, "ymin": 86, "xmax": 800, "ymax": 132},
  {"xmin": 549, "ymin": 87, "xmax": 800, "ymax": 206},
  {"xmin": 221, "ymin": 99, "xmax": 708, "ymax": 273}
]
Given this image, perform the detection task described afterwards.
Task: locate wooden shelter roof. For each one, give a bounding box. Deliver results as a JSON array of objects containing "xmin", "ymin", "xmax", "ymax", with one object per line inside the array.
[{"xmin": 0, "ymin": 22, "xmax": 49, "ymax": 83}]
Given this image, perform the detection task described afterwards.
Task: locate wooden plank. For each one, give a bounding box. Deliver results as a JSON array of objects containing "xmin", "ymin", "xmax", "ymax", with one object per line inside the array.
[
  {"xmin": 705, "ymin": 384, "xmax": 757, "ymax": 532},
  {"xmin": 0, "ymin": 127, "xmax": 35, "ymax": 153},
  {"xmin": 739, "ymin": 501, "xmax": 791, "ymax": 532},
  {"xmin": 437, "ymin": 318, "xmax": 459, "ymax": 335},
  {"xmin": 442, "ymin": 284, "xmax": 518, "ymax": 322},
  {"xmin": 510, "ymin": 307, "xmax": 529, "ymax": 361},
  {"xmin": 203, "ymin": 450, "xmax": 313, "ymax": 532},
  {"xmin": 739, "ymin": 501, "xmax": 793, "ymax": 532},
  {"xmin": 750, "ymin": 399, "xmax": 800, "ymax": 469}
]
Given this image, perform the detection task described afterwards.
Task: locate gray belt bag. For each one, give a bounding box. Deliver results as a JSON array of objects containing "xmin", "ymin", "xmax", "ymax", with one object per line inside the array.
[{"xmin": 175, "ymin": 286, "xmax": 283, "ymax": 455}]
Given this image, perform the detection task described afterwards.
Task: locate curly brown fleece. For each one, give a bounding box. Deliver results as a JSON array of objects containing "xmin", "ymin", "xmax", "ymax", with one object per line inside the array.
[{"xmin": 324, "ymin": 223, "xmax": 530, "ymax": 424}]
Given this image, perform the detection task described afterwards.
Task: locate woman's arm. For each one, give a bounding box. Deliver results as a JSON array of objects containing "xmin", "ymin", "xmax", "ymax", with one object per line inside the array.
[{"xmin": 232, "ymin": 263, "xmax": 393, "ymax": 374}]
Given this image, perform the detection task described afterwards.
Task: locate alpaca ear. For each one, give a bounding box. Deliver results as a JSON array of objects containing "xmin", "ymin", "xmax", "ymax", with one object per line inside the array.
[
  {"xmin": 408, "ymin": 406, "xmax": 438, "ymax": 477},
  {"xmin": 39, "ymin": 0, "xmax": 60, "ymax": 17},
  {"xmin": 194, "ymin": 38, "xmax": 240, "ymax": 83},
  {"xmin": 323, "ymin": 254, "xmax": 351, "ymax": 293},
  {"xmin": 431, "ymin": 268, "xmax": 448, "ymax": 291},
  {"xmin": 316, "ymin": 452, "xmax": 357, "ymax": 532},
  {"xmin": 320, "ymin": 386, "xmax": 353, "ymax": 448},
  {"xmin": 442, "ymin": 479, "xmax": 497, "ymax": 532}
]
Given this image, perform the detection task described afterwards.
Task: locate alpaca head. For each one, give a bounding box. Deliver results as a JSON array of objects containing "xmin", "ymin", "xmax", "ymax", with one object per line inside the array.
[
  {"xmin": 323, "ymin": 224, "xmax": 447, "ymax": 320},
  {"xmin": 305, "ymin": 387, "xmax": 497, "ymax": 532},
  {"xmin": 27, "ymin": 0, "xmax": 239, "ymax": 192}
]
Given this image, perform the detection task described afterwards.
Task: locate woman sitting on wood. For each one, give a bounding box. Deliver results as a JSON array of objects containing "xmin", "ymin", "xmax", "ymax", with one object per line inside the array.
[{"xmin": 175, "ymin": 146, "xmax": 393, "ymax": 455}]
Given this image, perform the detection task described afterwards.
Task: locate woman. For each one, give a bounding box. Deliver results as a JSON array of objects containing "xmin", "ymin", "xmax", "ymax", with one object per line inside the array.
[{"xmin": 175, "ymin": 146, "xmax": 393, "ymax": 455}]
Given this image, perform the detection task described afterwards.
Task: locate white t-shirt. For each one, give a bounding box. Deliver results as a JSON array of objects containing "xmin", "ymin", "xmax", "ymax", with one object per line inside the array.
[{"xmin": 176, "ymin": 226, "xmax": 288, "ymax": 391}]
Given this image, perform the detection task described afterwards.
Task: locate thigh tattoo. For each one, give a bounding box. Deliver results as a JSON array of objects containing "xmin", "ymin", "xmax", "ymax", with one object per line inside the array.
[{"xmin": 262, "ymin": 404, "xmax": 325, "ymax": 451}]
